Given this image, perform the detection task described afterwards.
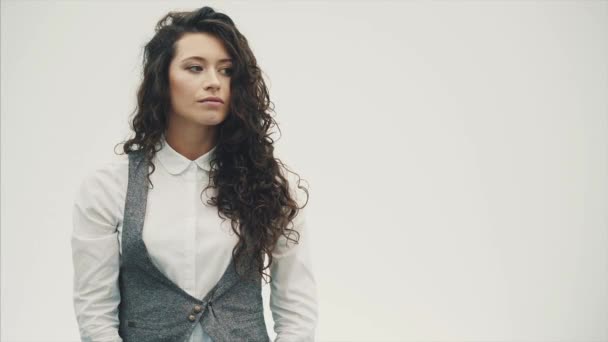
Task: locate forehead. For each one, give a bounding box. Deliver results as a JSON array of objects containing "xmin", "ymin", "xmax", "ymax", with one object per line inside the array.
[{"xmin": 174, "ymin": 32, "xmax": 230, "ymax": 61}]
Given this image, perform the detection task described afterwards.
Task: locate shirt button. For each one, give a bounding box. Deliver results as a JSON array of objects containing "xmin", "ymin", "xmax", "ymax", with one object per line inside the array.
[
  {"xmin": 194, "ymin": 304, "xmax": 202, "ymax": 313},
  {"xmin": 188, "ymin": 314, "xmax": 196, "ymax": 322}
]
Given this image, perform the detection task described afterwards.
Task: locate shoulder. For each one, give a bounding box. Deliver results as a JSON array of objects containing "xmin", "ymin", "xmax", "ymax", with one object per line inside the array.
[
  {"xmin": 73, "ymin": 153, "xmax": 130, "ymax": 224},
  {"xmin": 277, "ymin": 163, "xmax": 310, "ymax": 238},
  {"xmin": 279, "ymin": 163, "xmax": 309, "ymax": 209},
  {"xmin": 271, "ymin": 163, "xmax": 311, "ymax": 258},
  {"xmin": 78, "ymin": 153, "xmax": 129, "ymax": 192}
]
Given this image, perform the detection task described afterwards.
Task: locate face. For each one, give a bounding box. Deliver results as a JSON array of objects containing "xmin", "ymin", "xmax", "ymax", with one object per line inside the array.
[{"xmin": 168, "ymin": 32, "xmax": 232, "ymax": 128}]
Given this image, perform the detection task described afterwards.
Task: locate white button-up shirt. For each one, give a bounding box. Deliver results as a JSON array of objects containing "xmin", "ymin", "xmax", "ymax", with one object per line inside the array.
[{"xmin": 71, "ymin": 135, "xmax": 318, "ymax": 342}]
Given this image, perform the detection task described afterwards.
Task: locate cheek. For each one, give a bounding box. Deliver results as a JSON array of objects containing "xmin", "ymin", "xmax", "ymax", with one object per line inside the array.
[
  {"xmin": 170, "ymin": 72, "xmax": 196, "ymax": 99},
  {"xmin": 224, "ymin": 84, "xmax": 231, "ymax": 102}
]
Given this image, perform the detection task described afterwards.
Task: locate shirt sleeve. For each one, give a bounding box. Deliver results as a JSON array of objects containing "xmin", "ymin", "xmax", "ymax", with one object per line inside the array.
[
  {"xmin": 270, "ymin": 172, "xmax": 319, "ymax": 342},
  {"xmin": 71, "ymin": 162, "xmax": 124, "ymax": 342}
]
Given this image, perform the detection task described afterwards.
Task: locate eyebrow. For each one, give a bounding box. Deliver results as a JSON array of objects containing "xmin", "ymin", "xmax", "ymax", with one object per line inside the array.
[{"xmin": 182, "ymin": 56, "xmax": 232, "ymax": 63}]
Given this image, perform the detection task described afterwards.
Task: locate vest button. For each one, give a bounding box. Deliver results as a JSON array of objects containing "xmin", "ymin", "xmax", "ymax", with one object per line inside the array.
[
  {"xmin": 188, "ymin": 314, "xmax": 196, "ymax": 322},
  {"xmin": 194, "ymin": 304, "xmax": 202, "ymax": 313}
]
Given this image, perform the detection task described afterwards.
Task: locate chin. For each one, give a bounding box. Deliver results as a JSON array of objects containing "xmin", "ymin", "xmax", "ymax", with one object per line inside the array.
[{"xmin": 195, "ymin": 113, "xmax": 227, "ymax": 126}]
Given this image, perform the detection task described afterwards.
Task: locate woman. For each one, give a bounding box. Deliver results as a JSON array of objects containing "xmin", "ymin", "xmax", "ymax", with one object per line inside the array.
[{"xmin": 71, "ymin": 6, "xmax": 318, "ymax": 342}]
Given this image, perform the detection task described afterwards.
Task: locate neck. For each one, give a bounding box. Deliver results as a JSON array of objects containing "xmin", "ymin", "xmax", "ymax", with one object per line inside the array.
[{"xmin": 164, "ymin": 118, "xmax": 217, "ymax": 161}]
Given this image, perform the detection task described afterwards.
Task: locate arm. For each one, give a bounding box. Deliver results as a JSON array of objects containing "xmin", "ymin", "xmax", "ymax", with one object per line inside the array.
[
  {"xmin": 71, "ymin": 166, "xmax": 123, "ymax": 342},
  {"xmin": 270, "ymin": 176, "xmax": 319, "ymax": 342}
]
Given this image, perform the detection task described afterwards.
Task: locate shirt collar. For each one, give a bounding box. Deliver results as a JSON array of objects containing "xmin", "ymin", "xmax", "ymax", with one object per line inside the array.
[{"xmin": 156, "ymin": 134, "xmax": 217, "ymax": 175}]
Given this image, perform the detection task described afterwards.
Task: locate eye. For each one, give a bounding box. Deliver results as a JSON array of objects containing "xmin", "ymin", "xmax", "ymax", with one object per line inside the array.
[
  {"xmin": 187, "ymin": 65, "xmax": 202, "ymax": 72},
  {"xmin": 186, "ymin": 65, "xmax": 233, "ymax": 76}
]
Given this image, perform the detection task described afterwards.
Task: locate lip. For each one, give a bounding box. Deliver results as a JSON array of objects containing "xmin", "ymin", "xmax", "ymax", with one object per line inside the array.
[
  {"xmin": 197, "ymin": 96, "xmax": 224, "ymax": 103},
  {"xmin": 198, "ymin": 100, "xmax": 223, "ymax": 108}
]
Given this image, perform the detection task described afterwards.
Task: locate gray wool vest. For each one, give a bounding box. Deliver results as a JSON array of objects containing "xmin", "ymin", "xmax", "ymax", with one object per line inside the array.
[{"xmin": 118, "ymin": 150, "xmax": 270, "ymax": 342}]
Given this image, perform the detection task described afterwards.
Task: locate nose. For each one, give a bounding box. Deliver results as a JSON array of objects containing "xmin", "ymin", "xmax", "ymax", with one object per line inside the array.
[{"xmin": 203, "ymin": 70, "xmax": 221, "ymax": 90}]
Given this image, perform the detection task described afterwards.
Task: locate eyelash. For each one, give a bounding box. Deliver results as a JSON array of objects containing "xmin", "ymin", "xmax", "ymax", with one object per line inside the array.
[{"xmin": 187, "ymin": 65, "xmax": 233, "ymax": 75}]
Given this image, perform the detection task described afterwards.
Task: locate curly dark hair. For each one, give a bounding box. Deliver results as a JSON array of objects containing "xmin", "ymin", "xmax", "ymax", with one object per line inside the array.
[{"xmin": 114, "ymin": 6, "xmax": 308, "ymax": 285}]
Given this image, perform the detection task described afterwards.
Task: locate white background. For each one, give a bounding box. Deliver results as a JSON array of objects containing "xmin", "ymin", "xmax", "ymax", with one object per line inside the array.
[{"xmin": 1, "ymin": 0, "xmax": 607, "ymax": 341}]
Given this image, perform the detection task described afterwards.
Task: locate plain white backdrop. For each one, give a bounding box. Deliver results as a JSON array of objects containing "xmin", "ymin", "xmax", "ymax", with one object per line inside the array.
[{"xmin": 1, "ymin": 0, "xmax": 607, "ymax": 341}]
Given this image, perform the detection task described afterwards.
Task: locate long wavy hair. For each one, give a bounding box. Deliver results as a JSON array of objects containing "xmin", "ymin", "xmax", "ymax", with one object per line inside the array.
[{"xmin": 114, "ymin": 6, "xmax": 308, "ymax": 285}]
